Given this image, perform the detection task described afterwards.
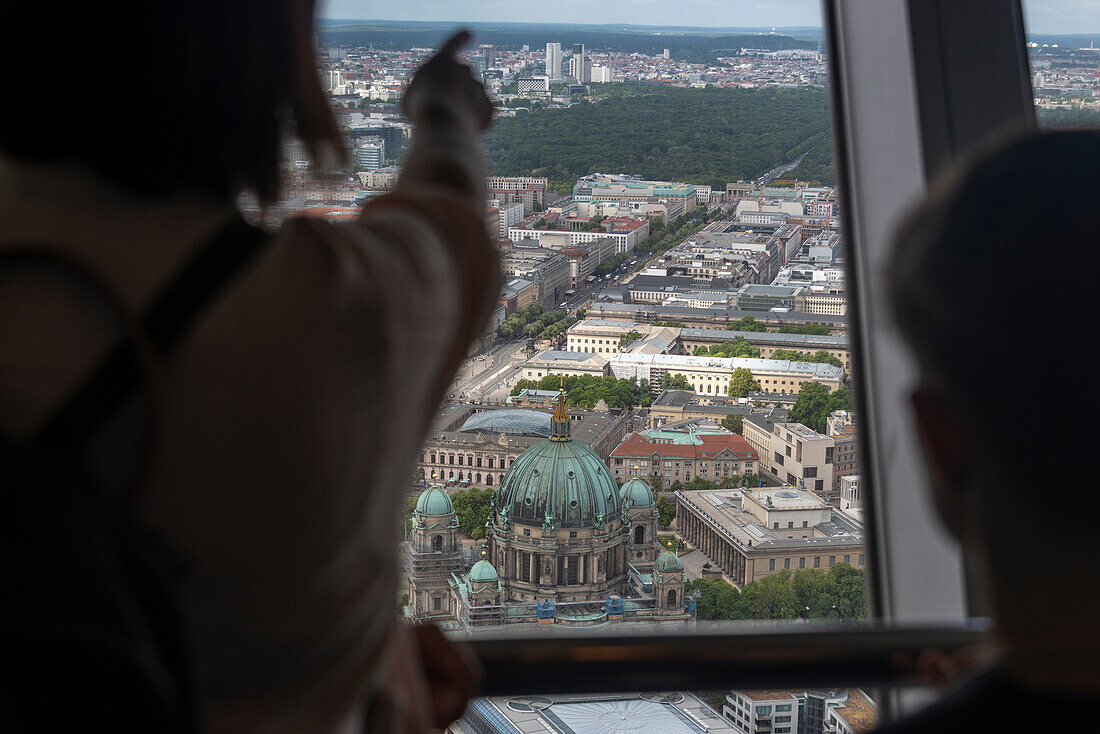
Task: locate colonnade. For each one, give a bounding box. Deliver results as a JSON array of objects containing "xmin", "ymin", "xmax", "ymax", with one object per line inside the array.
[{"xmin": 676, "ymin": 499, "xmax": 747, "ymax": 586}]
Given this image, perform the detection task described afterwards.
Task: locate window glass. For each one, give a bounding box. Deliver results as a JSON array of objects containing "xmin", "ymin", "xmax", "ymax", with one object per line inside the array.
[
  {"xmin": 311, "ymin": 0, "xmax": 874, "ymax": 729},
  {"xmin": 1020, "ymin": 2, "xmax": 1100, "ymax": 128}
]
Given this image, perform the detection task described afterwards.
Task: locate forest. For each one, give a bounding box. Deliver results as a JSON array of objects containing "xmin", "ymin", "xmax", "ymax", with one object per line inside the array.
[{"xmin": 481, "ymin": 84, "xmax": 835, "ymax": 189}]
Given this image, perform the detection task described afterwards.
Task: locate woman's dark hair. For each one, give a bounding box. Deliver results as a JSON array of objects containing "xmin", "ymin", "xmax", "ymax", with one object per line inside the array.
[{"xmin": 1, "ymin": 1, "xmax": 343, "ymax": 204}]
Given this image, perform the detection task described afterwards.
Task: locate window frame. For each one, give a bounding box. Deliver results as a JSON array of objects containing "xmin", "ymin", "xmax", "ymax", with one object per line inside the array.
[{"xmin": 457, "ymin": 0, "xmax": 1030, "ymax": 718}]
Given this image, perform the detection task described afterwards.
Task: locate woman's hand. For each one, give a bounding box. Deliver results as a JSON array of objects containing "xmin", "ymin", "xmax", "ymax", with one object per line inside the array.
[{"xmin": 401, "ymin": 31, "xmax": 494, "ymax": 132}]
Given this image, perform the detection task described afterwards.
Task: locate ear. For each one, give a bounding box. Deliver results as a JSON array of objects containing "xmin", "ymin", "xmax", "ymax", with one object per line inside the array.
[{"xmin": 910, "ymin": 387, "xmax": 977, "ymax": 544}]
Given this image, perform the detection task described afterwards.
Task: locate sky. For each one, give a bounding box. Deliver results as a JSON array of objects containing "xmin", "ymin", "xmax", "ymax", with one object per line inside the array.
[{"xmin": 319, "ymin": 0, "xmax": 1100, "ymax": 35}]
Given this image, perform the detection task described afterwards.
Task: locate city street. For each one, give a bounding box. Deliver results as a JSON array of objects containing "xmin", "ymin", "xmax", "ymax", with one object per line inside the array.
[{"xmin": 451, "ymin": 340, "xmax": 531, "ymax": 403}]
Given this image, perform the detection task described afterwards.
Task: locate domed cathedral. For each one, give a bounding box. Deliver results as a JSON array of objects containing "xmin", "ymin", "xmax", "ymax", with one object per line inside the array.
[
  {"xmin": 487, "ymin": 390, "xmax": 631, "ymax": 608},
  {"xmin": 406, "ymin": 485, "xmax": 462, "ymax": 621},
  {"xmin": 408, "ymin": 391, "xmax": 696, "ymax": 629}
]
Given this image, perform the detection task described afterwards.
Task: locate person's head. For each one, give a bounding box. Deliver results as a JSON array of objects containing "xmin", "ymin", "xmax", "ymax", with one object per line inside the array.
[
  {"xmin": 1, "ymin": 1, "xmax": 342, "ymax": 204},
  {"xmin": 888, "ymin": 130, "xmax": 1100, "ymax": 570}
]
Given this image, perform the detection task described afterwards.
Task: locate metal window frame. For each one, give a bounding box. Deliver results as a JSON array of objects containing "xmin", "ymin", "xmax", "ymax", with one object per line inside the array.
[{"xmin": 466, "ymin": 0, "xmax": 1035, "ymax": 716}]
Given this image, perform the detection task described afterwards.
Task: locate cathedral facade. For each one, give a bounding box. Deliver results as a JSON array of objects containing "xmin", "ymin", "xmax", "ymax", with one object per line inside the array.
[{"xmin": 406, "ymin": 393, "xmax": 693, "ymax": 630}]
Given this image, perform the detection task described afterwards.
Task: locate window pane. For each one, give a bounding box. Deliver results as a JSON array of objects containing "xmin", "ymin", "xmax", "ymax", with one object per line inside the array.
[
  {"xmin": 1021, "ymin": 2, "xmax": 1100, "ymax": 127},
  {"xmin": 310, "ymin": 0, "xmax": 873, "ymax": 730}
]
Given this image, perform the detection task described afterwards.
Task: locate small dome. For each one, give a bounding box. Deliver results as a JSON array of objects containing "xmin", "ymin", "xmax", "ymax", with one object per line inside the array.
[
  {"xmin": 620, "ymin": 477, "xmax": 655, "ymax": 507},
  {"xmin": 469, "ymin": 559, "xmax": 500, "ymax": 584},
  {"xmin": 416, "ymin": 485, "xmax": 454, "ymax": 516},
  {"xmin": 655, "ymin": 549, "xmax": 684, "ymax": 573}
]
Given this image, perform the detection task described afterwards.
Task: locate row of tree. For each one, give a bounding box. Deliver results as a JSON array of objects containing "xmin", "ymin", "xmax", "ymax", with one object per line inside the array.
[
  {"xmin": 693, "ymin": 338, "xmax": 762, "ymax": 358},
  {"xmin": 690, "ymin": 564, "xmax": 865, "ymax": 621},
  {"xmin": 496, "ymin": 303, "xmax": 576, "ymax": 342},
  {"xmin": 510, "ymin": 373, "xmax": 653, "ymax": 409},
  {"xmin": 769, "ymin": 349, "xmax": 843, "ymax": 368}
]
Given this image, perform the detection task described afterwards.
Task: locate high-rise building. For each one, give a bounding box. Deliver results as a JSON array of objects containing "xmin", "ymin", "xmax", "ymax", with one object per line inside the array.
[
  {"xmin": 591, "ymin": 64, "xmax": 612, "ymax": 83},
  {"xmin": 571, "ymin": 43, "xmax": 588, "ymax": 83},
  {"xmin": 477, "ymin": 43, "xmax": 495, "ymax": 69},
  {"xmin": 545, "ymin": 42, "xmax": 562, "ymax": 80},
  {"xmin": 353, "ymin": 138, "xmax": 385, "ymax": 172},
  {"xmin": 323, "ymin": 69, "xmax": 342, "ymax": 91}
]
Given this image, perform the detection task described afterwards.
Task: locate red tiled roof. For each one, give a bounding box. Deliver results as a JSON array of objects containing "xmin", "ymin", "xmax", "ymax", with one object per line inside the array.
[{"xmin": 611, "ymin": 432, "xmax": 759, "ymax": 461}]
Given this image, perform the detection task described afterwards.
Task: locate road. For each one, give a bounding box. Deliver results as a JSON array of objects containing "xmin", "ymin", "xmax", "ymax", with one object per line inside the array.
[
  {"xmin": 754, "ymin": 153, "xmax": 807, "ymax": 188},
  {"xmin": 451, "ymin": 340, "xmax": 530, "ymax": 403}
]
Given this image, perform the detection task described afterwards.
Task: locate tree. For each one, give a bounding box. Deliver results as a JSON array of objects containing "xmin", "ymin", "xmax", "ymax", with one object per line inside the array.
[
  {"xmin": 450, "ymin": 487, "xmax": 495, "ymax": 540},
  {"xmin": 690, "ymin": 578, "xmax": 742, "ymax": 620},
  {"xmin": 727, "ymin": 367, "xmax": 759, "ymax": 397},
  {"xmin": 682, "ymin": 477, "xmax": 718, "ymax": 492},
  {"xmin": 618, "ymin": 330, "xmax": 643, "ymax": 349},
  {"xmin": 401, "ymin": 494, "xmax": 419, "ymax": 536},
  {"xmin": 649, "ymin": 474, "xmax": 665, "ymax": 494},
  {"xmin": 721, "ymin": 414, "xmax": 743, "ymax": 434},
  {"xmin": 728, "ymin": 315, "xmax": 767, "ymax": 332},
  {"xmin": 661, "ymin": 373, "xmax": 692, "ymax": 391},
  {"xmin": 789, "ymin": 382, "xmax": 850, "ymax": 433},
  {"xmin": 510, "ymin": 378, "xmax": 540, "ymax": 396},
  {"xmin": 655, "ymin": 495, "xmax": 676, "ymax": 526}
]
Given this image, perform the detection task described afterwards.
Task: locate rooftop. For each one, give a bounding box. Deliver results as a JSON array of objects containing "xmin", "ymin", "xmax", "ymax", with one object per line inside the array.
[
  {"xmin": 679, "ymin": 327, "xmax": 848, "ymax": 348},
  {"xmin": 612, "ymin": 431, "xmax": 759, "ymax": 461},
  {"xmin": 470, "ymin": 692, "xmax": 737, "ymax": 734},
  {"xmin": 609, "ymin": 352, "xmax": 844, "ymax": 379},
  {"xmin": 676, "ymin": 490, "xmax": 863, "ymax": 551}
]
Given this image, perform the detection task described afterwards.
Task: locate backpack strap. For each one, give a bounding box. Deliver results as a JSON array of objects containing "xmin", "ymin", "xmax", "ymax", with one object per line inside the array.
[
  {"xmin": 0, "ymin": 215, "xmax": 270, "ymax": 733},
  {"xmin": 29, "ymin": 216, "xmax": 270, "ymax": 450}
]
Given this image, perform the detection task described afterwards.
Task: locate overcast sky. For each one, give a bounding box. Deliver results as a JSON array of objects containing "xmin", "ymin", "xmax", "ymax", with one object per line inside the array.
[{"xmin": 320, "ymin": 0, "xmax": 1099, "ymax": 35}]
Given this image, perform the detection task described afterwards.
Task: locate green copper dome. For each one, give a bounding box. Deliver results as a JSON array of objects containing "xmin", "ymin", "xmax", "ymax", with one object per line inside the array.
[
  {"xmin": 496, "ymin": 393, "xmax": 621, "ymax": 529},
  {"xmin": 415, "ymin": 485, "xmax": 454, "ymax": 517},
  {"xmin": 655, "ymin": 549, "xmax": 684, "ymax": 573},
  {"xmin": 469, "ymin": 559, "xmax": 499, "ymax": 584},
  {"xmin": 620, "ymin": 477, "xmax": 655, "ymax": 508}
]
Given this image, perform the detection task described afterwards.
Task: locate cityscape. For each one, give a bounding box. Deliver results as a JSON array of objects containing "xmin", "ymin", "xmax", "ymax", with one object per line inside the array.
[{"xmin": 259, "ymin": 17, "xmax": 1100, "ymax": 734}]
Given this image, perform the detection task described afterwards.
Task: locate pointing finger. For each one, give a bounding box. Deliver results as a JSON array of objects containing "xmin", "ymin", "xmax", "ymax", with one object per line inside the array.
[{"xmin": 438, "ymin": 30, "xmax": 472, "ymax": 59}]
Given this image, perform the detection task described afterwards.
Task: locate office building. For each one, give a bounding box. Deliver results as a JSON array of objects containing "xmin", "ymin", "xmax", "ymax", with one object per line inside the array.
[
  {"xmin": 352, "ymin": 137, "xmax": 385, "ymax": 172},
  {"xmin": 516, "ymin": 76, "xmax": 550, "ymax": 93},
  {"xmin": 520, "ymin": 351, "xmax": 609, "ymax": 380},
  {"xmin": 764, "ymin": 422, "xmax": 836, "ymax": 497},
  {"xmin": 723, "ymin": 689, "xmax": 876, "ymax": 734},
  {"xmin": 570, "ymin": 43, "xmax": 588, "ymax": 83},
  {"xmin": 545, "ymin": 42, "xmax": 563, "ymax": 80},
  {"xmin": 610, "ymin": 428, "xmax": 759, "ymax": 482},
  {"xmin": 607, "ymin": 352, "xmax": 845, "ymax": 396}
]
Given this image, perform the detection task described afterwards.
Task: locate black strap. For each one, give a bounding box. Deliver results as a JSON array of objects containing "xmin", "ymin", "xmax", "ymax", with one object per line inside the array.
[{"xmin": 30, "ymin": 217, "xmax": 269, "ymax": 448}]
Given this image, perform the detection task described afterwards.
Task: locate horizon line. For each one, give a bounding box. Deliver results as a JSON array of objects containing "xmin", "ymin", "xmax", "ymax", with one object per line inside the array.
[{"xmin": 316, "ymin": 17, "xmax": 1100, "ymax": 37}]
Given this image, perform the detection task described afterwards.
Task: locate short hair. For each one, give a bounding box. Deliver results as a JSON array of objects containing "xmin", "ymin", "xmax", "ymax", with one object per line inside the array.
[
  {"xmin": 1, "ymin": 1, "xmax": 342, "ymax": 204},
  {"xmin": 888, "ymin": 130, "xmax": 1100, "ymax": 448}
]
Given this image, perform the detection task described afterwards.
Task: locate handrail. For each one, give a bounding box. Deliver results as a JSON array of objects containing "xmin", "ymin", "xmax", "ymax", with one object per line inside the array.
[{"xmin": 469, "ymin": 622, "xmax": 991, "ymax": 696}]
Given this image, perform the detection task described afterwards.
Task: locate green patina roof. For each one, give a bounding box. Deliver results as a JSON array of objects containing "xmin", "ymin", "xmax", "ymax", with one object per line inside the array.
[
  {"xmin": 620, "ymin": 477, "xmax": 655, "ymax": 508},
  {"xmin": 655, "ymin": 549, "xmax": 684, "ymax": 573},
  {"xmin": 469, "ymin": 559, "xmax": 500, "ymax": 584},
  {"xmin": 415, "ymin": 485, "xmax": 454, "ymax": 517},
  {"xmin": 497, "ymin": 434, "xmax": 621, "ymax": 530}
]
